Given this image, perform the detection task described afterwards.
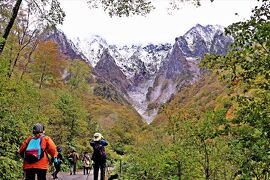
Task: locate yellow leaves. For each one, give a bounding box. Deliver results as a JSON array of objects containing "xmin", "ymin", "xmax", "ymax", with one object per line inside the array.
[{"xmin": 31, "ymin": 40, "xmax": 68, "ymax": 88}]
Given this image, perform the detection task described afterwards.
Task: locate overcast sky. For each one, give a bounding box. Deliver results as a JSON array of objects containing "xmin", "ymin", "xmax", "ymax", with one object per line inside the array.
[{"xmin": 57, "ymin": 0, "xmax": 260, "ymax": 45}]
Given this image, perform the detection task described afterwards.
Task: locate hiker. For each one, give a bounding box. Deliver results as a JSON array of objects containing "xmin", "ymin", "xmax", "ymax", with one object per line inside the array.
[
  {"xmin": 52, "ymin": 146, "xmax": 64, "ymax": 179},
  {"xmin": 82, "ymin": 151, "xmax": 91, "ymax": 175},
  {"xmin": 90, "ymin": 132, "xmax": 108, "ymax": 180},
  {"xmin": 68, "ymin": 149, "xmax": 79, "ymax": 175},
  {"xmin": 18, "ymin": 123, "xmax": 58, "ymax": 180}
]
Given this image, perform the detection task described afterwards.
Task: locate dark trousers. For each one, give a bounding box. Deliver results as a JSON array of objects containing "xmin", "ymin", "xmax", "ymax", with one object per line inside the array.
[
  {"xmin": 52, "ymin": 164, "xmax": 60, "ymax": 178},
  {"xmin": 70, "ymin": 163, "xmax": 77, "ymax": 175},
  {"xmin": 93, "ymin": 162, "xmax": 106, "ymax": 180},
  {"xmin": 83, "ymin": 166, "xmax": 90, "ymax": 175},
  {"xmin": 25, "ymin": 168, "xmax": 47, "ymax": 180}
]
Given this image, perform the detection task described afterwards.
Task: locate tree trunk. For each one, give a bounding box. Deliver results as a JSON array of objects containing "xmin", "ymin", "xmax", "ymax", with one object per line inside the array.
[
  {"xmin": 8, "ymin": 50, "xmax": 21, "ymax": 78},
  {"xmin": 0, "ymin": 0, "xmax": 23, "ymax": 54},
  {"xmin": 203, "ymin": 140, "xmax": 210, "ymax": 180},
  {"xmin": 39, "ymin": 61, "xmax": 47, "ymax": 89},
  {"xmin": 20, "ymin": 43, "xmax": 37, "ymax": 80},
  {"xmin": 177, "ymin": 161, "xmax": 182, "ymax": 180},
  {"xmin": 69, "ymin": 115, "xmax": 76, "ymax": 143}
]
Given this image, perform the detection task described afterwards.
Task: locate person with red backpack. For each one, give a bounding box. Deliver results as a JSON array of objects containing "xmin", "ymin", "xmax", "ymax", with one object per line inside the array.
[
  {"xmin": 90, "ymin": 132, "xmax": 108, "ymax": 180},
  {"xmin": 18, "ymin": 123, "xmax": 58, "ymax": 180}
]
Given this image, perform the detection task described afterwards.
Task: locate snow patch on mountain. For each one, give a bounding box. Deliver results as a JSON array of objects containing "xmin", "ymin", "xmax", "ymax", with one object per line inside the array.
[
  {"xmin": 74, "ymin": 36, "xmax": 171, "ymax": 80},
  {"xmin": 184, "ymin": 24, "xmax": 224, "ymax": 52},
  {"xmin": 128, "ymin": 77, "xmax": 155, "ymax": 123},
  {"xmin": 58, "ymin": 24, "xmax": 232, "ymax": 123},
  {"xmin": 73, "ymin": 35, "xmax": 109, "ymax": 66},
  {"xmin": 110, "ymin": 44, "xmax": 171, "ymax": 80}
]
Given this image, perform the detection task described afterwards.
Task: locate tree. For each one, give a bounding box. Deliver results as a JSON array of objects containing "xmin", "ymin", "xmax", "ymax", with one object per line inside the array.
[
  {"xmin": 95, "ymin": 0, "xmax": 215, "ymax": 18},
  {"xmin": 7, "ymin": 6, "xmax": 41, "ymax": 78},
  {"xmin": 0, "ymin": 69, "xmax": 41, "ymax": 179},
  {"xmin": 201, "ymin": 0, "xmax": 270, "ymax": 178},
  {"xmin": 54, "ymin": 93, "xmax": 88, "ymax": 145},
  {"xmin": 0, "ymin": 0, "xmax": 65, "ymax": 54},
  {"xmin": 67, "ymin": 59, "xmax": 92, "ymax": 91},
  {"xmin": 0, "ymin": 0, "xmax": 213, "ymax": 55},
  {"xmin": 87, "ymin": 0, "xmax": 213, "ymax": 17},
  {"xmin": 30, "ymin": 40, "xmax": 67, "ymax": 89}
]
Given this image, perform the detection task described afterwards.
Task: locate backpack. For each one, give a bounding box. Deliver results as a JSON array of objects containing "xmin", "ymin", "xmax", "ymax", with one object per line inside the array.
[
  {"xmin": 68, "ymin": 154, "xmax": 74, "ymax": 163},
  {"xmin": 24, "ymin": 135, "xmax": 45, "ymax": 163},
  {"xmin": 94, "ymin": 143, "xmax": 107, "ymax": 160},
  {"xmin": 68, "ymin": 152, "xmax": 79, "ymax": 163}
]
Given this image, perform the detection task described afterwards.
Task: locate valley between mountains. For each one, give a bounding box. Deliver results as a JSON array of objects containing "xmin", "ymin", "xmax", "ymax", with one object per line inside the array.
[{"xmin": 48, "ymin": 24, "xmax": 232, "ymax": 123}]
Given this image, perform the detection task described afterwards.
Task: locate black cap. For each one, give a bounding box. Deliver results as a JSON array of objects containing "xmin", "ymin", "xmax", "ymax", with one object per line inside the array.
[{"xmin": 33, "ymin": 123, "xmax": 44, "ymax": 134}]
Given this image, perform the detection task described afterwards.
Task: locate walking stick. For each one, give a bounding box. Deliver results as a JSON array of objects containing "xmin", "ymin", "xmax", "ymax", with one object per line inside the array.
[
  {"xmin": 86, "ymin": 164, "xmax": 93, "ymax": 180},
  {"xmin": 86, "ymin": 172, "xmax": 90, "ymax": 180},
  {"xmin": 106, "ymin": 165, "xmax": 110, "ymax": 178}
]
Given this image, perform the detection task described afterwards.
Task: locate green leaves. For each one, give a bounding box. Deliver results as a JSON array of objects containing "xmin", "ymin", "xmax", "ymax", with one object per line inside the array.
[
  {"xmin": 87, "ymin": 0, "xmax": 155, "ymax": 17},
  {"xmin": 0, "ymin": 77, "xmax": 41, "ymax": 179},
  {"xmin": 67, "ymin": 59, "xmax": 92, "ymax": 92},
  {"xmin": 200, "ymin": 1, "xmax": 270, "ymax": 178},
  {"xmin": 54, "ymin": 93, "xmax": 88, "ymax": 144},
  {"xmin": 0, "ymin": 156, "xmax": 22, "ymax": 180}
]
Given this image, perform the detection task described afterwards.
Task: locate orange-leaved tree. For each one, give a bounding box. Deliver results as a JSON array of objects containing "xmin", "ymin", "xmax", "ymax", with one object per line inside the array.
[{"xmin": 30, "ymin": 40, "xmax": 67, "ymax": 89}]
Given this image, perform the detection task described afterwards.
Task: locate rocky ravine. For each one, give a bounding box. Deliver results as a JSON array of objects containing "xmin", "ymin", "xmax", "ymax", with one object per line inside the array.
[{"xmin": 49, "ymin": 24, "xmax": 232, "ymax": 123}]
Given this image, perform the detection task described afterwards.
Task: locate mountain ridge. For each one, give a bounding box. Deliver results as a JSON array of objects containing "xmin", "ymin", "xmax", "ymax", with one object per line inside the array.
[{"xmin": 48, "ymin": 24, "xmax": 233, "ymax": 123}]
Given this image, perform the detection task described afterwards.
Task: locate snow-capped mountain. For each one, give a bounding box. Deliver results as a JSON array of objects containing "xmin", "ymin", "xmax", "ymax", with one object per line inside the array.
[
  {"xmin": 74, "ymin": 36, "xmax": 171, "ymax": 81},
  {"xmin": 44, "ymin": 28, "xmax": 87, "ymax": 60},
  {"xmin": 74, "ymin": 35, "xmax": 109, "ymax": 66},
  {"xmin": 179, "ymin": 24, "xmax": 231, "ymax": 57},
  {"xmin": 49, "ymin": 24, "xmax": 232, "ymax": 123}
]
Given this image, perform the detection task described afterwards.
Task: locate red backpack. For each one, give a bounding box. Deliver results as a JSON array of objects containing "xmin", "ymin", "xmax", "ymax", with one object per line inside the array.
[{"xmin": 24, "ymin": 135, "xmax": 45, "ymax": 163}]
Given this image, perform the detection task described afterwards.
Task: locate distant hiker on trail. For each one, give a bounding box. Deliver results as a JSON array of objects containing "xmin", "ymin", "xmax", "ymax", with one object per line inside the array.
[
  {"xmin": 68, "ymin": 149, "xmax": 79, "ymax": 175},
  {"xmin": 18, "ymin": 123, "xmax": 58, "ymax": 180},
  {"xmin": 90, "ymin": 132, "xmax": 108, "ymax": 180},
  {"xmin": 52, "ymin": 146, "xmax": 64, "ymax": 179},
  {"xmin": 82, "ymin": 151, "xmax": 91, "ymax": 175}
]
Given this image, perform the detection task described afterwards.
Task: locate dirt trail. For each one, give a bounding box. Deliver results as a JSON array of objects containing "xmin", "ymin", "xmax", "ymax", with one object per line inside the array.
[
  {"xmin": 46, "ymin": 167, "xmax": 115, "ymax": 180},
  {"xmin": 47, "ymin": 170, "xmax": 93, "ymax": 180}
]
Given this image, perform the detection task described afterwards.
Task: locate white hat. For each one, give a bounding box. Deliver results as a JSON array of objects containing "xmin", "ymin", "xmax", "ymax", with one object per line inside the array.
[{"xmin": 93, "ymin": 133, "xmax": 103, "ymax": 141}]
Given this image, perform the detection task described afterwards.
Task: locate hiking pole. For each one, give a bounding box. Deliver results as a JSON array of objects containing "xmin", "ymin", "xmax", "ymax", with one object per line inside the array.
[
  {"xmin": 86, "ymin": 166, "xmax": 92, "ymax": 180},
  {"xmin": 106, "ymin": 165, "xmax": 110, "ymax": 176},
  {"xmin": 86, "ymin": 172, "xmax": 90, "ymax": 180}
]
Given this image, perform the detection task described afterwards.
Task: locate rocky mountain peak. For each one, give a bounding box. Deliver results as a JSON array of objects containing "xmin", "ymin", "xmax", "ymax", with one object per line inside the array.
[
  {"xmin": 44, "ymin": 28, "xmax": 87, "ymax": 60},
  {"xmin": 73, "ymin": 35, "xmax": 109, "ymax": 66},
  {"xmin": 48, "ymin": 24, "xmax": 232, "ymax": 123},
  {"xmin": 180, "ymin": 23, "xmax": 230, "ymax": 57},
  {"xmin": 159, "ymin": 41, "xmax": 189, "ymax": 79}
]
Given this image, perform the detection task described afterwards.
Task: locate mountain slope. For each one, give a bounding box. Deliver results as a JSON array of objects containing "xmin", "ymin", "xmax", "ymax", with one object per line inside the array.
[
  {"xmin": 94, "ymin": 49, "xmax": 131, "ymax": 95},
  {"xmin": 152, "ymin": 74, "xmax": 229, "ymax": 127},
  {"xmin": 44, "ymin": 28, "xmax": 87, "ymax": 60},
  {"xmin": 49, "ymin": 24, "xmax": 232, "ymax": 123}
]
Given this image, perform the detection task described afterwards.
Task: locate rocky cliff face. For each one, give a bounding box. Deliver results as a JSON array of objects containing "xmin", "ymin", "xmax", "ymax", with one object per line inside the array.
[
  {"xmin": 44, "ymin": 28, "xmax": 87, "ymax": 60},
  {"xmin": 49, "ymin": 24, "xmax": 232, "ymax": 123},
  {"xmin": 143, "ymin": 41, "xmax": 193, "ymax": 121},
  {"xmin": 176, "ymin": 24, "xmax": 232, "ymax": 58},
  {"xmin": 94, "ymin": 49, "xmax": 131, "ymax": 95}
]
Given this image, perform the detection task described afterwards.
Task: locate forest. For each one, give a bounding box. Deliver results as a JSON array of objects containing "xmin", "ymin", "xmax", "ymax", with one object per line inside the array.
[{"xmin": 0, "ymin": 0, "xmax": 269, "ymax": 179}]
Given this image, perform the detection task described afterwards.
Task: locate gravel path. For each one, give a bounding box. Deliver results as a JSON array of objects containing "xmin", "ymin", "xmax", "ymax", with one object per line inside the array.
[{"xmin": 47, "ymin": 170, "xmax": 93, "ymax": 180}]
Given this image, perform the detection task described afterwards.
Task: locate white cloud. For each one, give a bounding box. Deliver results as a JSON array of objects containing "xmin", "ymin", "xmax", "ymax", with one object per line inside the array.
[{"xmin": 57, "ymin": 0, "xmax": 260, "ymax": 45}]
